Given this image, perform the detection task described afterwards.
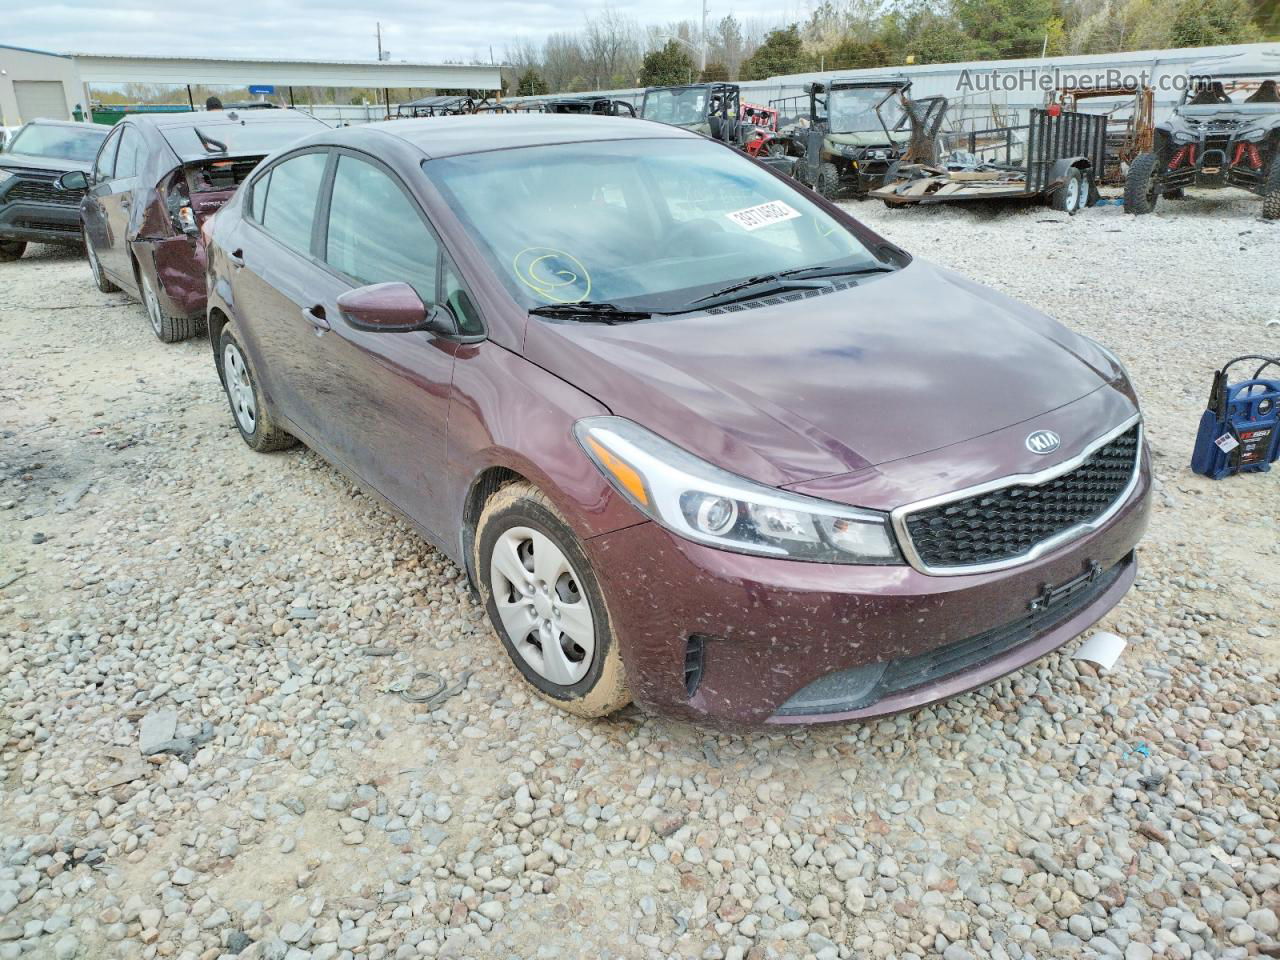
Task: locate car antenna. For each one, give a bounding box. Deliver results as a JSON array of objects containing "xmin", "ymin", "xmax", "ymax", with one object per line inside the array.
[{"xmin": 193, "ymin": 127, "xmax": 228, "ymax": 154}]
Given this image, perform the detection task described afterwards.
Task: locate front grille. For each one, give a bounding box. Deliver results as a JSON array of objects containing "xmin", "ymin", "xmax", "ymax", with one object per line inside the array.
[
  {"xmin": 903, "ymin": 424, "xmax": 1140, "ymax": 571},
  {"xmin": 773, "ymin": 554, "xmax": 1129, "ymax": 717},
  {"xmin": 6, "ymin": 177, "xmax": 81, "ymax": 207},
  {"xmin": 18, "ymin": 218, "xmax": 78, "ymax": 234}
]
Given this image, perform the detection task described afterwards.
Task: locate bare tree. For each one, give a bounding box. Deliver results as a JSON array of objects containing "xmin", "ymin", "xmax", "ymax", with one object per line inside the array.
[
  {"xmin": 542, "ymin": 32, "xmax": 587, "ymax": 92},
  {"xmin": 583, "ymin": 9, "xmax": 642, "ymax": 88}
]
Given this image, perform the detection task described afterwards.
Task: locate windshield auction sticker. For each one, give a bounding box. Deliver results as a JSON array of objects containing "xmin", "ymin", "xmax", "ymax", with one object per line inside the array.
[{"xmin": 725, "ymin": 201, "xmax": 802, "ymax": 231}]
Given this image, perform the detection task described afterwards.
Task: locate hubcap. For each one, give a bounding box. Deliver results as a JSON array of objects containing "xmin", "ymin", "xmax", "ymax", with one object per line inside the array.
[
  {"xmin": 489, "ymin": 526, "xmax": 595, "ymax": 686},
  {"xmin": 1065, "ymin": 178, "xmax": 1080, "ymax": 211},
  {"xmin": 223, "ymin": 343, "xmax": 257, "ymax": 434},
  {"xmin": 142, "ymin": 274, "xmax": 163, "ymax": 336}
]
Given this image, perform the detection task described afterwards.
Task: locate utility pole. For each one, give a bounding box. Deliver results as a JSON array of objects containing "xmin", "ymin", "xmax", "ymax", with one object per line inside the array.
[
  {"xmin": 377, "ymin": 22, "xmax": 383, "ymax": 62},
  {"xmin": 699, "ymin": 0, "xmax": 709, "ymax": 72}
]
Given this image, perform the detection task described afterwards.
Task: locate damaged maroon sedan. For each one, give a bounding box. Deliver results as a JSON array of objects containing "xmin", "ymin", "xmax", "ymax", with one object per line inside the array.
[
  {"xmin": 205, "ymin": 116, "xmax": 1150, "ymax": 726},
  {"xmin": 58, "ymin": 109, "xmax": 326, "ymax": 342}
]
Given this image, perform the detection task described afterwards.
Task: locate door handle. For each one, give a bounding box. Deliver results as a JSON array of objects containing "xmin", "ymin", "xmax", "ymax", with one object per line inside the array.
[
  {"xmin": 227, "ymin": 248, "xmax": 245, "ymax": 268},
  {"xmin": 303, "ymin": 305, "xmax": 329, "ymax": 332}
]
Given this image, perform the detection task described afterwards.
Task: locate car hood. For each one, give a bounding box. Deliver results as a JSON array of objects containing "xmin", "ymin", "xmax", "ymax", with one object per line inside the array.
[
  {"xmin": 524, "ymin": 258, "xmax": 1126, "ymax": 488},
  {"xmin": 0, "ymin": 152, "xmax": 91, "ymax": 174}
]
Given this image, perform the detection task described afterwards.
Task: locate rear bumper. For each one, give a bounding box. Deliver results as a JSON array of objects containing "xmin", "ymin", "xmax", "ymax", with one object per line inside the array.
[
  {"xmin": 0, "ymin": 200, "xmax": 82, "ymax": 246},
  {"xmin": 586, "ymin": 448, "xmax": 1150, "ymax": 728}
]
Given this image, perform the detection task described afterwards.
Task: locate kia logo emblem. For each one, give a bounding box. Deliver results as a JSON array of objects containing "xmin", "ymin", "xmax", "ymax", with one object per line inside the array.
[{"xmin": 1026, "ymin": 430, "xmax": 1062, "ymax": 455}]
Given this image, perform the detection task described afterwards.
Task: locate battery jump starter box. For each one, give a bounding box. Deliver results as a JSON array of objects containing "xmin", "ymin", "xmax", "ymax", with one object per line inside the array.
[{"xmin": 1191, "ymin": 355, "xmax": 1280, "ymax": 479}]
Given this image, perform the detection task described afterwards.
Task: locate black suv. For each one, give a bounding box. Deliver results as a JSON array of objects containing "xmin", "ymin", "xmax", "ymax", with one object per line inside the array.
[
  {"xmin": 0, "ymin": 119, "xmax": 108, "ymax": 260},
  {"xmin": 1125, "ymin": 53, "xmax": 1280, "ymax": 218}
]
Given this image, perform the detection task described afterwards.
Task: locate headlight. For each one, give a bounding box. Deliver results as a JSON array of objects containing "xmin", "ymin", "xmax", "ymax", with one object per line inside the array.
[
  {"xmin": 1171, "ymin": 130, "xmax": 1196, "ymax": 144},
  {"xmin": 575, "ymin": 417, "xmax": 901, "ymax": 564},
  {"xmin": 841, "ymin": 145, "xmax": 859, "ymax": 157}
]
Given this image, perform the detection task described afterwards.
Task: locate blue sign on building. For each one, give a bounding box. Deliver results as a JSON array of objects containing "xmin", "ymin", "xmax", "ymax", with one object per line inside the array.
[{"xmin": 248, "ymin": 85, "xmax": 276, "ymax": 95}]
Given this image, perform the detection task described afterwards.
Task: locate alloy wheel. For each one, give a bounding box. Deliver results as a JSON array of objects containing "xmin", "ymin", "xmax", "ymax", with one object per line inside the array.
[
  {"xmin": 489, "ymin": 526, "xmax": 595, "ymax": 686},
  {"xmin": 222, "ymin": 342, "xmax": 257, "ymax": 434}
]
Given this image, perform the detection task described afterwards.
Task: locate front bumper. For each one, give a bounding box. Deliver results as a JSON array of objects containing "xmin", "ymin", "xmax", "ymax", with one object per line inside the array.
[
  {"xmin": 0, "ymin": 198, "xmax": 83, "ymax": 246},
  {"xmin": 1161, "ymin": 134, "xmax": 1271, "ymax": 193},
  {"xmin": 586, "ymin": 446, "xmax": 1150, "ymax": 727}
]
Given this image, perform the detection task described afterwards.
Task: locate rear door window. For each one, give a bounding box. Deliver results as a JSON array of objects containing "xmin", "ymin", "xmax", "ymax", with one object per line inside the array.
[
  {"xmin": 257, "ymin": 151, "xmax": 328, "ymax": 257},
  {"xmin": 323, "ymin": 154, "xmax": 439, "ymax": 303},
  {"xmin": 113, "ymin": 126, "xmax": 144, "ymax": 180}
]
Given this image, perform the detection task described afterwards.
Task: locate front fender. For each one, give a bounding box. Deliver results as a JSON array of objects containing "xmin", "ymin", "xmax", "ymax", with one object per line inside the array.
[{"xmin": 445, "ymin": 341, "xmax": 647, "ymax": 573}]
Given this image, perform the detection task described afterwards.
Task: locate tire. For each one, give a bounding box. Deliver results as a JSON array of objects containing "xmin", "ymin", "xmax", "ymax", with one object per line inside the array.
[
  {"xmin": 217, "ymin": 326, "xmax": 296, "ymax": 452},
  {"xmin": 0, "ymin": 240, "xmax": 26, "ymax": 262},
  {"xmin": 1124, "ymin": 152, "xmax": 1160, "ymax": 215},
  {"xmin": 816, "ymin": 161, "xmax": 839, "ymax": 199},
  {"xmin": 1264, "ymin": 155, "xmax": 1280, "ymax": 221},
  {"xmin": 140, "ymin": 264, "xmax": 203, "ymax": 343},
  {"xmin": 84, "ymin": 227, "xmax": 119, "ymax": 292},
  {"xmin": 475, "ymin": 481, "xmax": 630, "ymax": 718},
  {"xmin": 1051, "ymin": 168, "xmax": 1083, "ymax": 215}
]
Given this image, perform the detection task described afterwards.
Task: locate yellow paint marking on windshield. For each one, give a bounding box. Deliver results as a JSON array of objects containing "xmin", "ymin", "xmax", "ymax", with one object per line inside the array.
[{"xmin": 513, "ymin": 247, "xmax": 591, "ymax": 303}]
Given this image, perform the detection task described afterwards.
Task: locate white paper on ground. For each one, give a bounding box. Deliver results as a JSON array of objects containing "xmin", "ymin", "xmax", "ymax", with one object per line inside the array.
[{"xmin": 1072, "ymin": 631, "xmax": 1128, "ymax": 670}]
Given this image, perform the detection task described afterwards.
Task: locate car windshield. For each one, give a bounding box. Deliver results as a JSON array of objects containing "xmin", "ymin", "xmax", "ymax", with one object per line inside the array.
[
  {"xmin": 8, "ymin": 123, "xmax": 108, "ymax": 163},
  {"xmin": 643, "ymin": 88, "xmax": 709, "ymax": 126},
  {"xmin": 424, "ymin": 138, "xmax": 889, "ymax": 313},
  {"xmin": 1181, "ymin": 76, "xmax": 1280, "ymax": 107},
  {"xmin": 827, "ymin": 87, "xmax": 901, "ymax": 134}
]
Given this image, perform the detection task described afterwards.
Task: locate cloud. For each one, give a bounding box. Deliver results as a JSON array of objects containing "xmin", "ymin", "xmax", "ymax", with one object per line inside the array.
[{"xmin": 10, "ymin": 0, "xmax": 806, "ymax": 65}]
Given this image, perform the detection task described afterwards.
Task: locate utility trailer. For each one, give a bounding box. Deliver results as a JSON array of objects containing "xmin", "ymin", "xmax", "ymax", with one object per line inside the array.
[{"xmin": 870, "ymin": 108, "xmax": 1106, "ymax": 214}]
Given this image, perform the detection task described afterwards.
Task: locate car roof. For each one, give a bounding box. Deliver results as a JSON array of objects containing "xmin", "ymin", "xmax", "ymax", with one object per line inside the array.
[
  {"xmin": 331, "ymin": 114, "xmax": 699, "ymax": 159},
  {"xmin": 128, "ymin": 108, "xmax": 322, "ymax": 131},
  {"xmin": 22, "ymin": 118, "xmax": 103, "ymax": 130},
  {"xmin": 1186, "ymin": 51, "xmax": 1280, "ymax": 78}
]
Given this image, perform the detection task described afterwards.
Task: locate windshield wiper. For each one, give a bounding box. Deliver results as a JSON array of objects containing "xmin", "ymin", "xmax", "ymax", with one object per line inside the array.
[
  {"xmin": 689, "ymin": 264, "xmax": 896, "ymax": 308},
  {"xmin": 529, "ymin": 302, "xmax": 653, "ymax": 324}
]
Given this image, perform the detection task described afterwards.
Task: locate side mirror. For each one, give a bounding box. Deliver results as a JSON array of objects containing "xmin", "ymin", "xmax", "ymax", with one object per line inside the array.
[
  {"xmin": 56, "ymin": 170, "xmax": 89, "ymax": 191},
  {"xmin": 336, "ymin": 282, "xmax": 457, "ymax": 336}
]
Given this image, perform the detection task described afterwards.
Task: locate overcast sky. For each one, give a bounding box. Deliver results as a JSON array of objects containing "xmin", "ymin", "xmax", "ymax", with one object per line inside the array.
[{"xmin": 12, "ymin": 0, "xmax": 807, "ymax": 64}]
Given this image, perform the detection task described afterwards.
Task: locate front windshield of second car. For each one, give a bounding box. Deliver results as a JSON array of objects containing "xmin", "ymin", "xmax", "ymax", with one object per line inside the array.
[
  {"xmin": 423, "ymin": 137, "xmax": 888, "ymax": 314},
  {"xmin": 9, "ymin": 124, "xmax": 108, "ymax": 164},
  {"xmin": 826, "ymin": 88, "xmax": 894, "ymax": 133},
  {"xmin": 643, "ymin": 88, "xmax": 707, "ymax": 126}
]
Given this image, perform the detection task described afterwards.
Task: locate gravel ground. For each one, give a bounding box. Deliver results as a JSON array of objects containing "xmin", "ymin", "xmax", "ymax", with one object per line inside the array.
[{"xmin": 1, "ymin": 188, "xmax": 1278, "ymax": 960}]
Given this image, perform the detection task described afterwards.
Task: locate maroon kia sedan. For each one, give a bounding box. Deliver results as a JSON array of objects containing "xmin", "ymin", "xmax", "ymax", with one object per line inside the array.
[
  {"xmin": 204, "ymin": 115, "xmax": 1150, "ymax": 727},
  {"xmin": 58, "ymin": 108, "xmax": 326, "ymax": 342}
]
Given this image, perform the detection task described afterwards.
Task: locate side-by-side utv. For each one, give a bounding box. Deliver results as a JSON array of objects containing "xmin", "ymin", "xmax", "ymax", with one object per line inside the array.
[
  {"xmin": 1125, "ymin": 52, "xmax": 1280, "ymax": 219},
  {"xmin": 771, "ymin": 77, "xmax": 946, "ymax": 198},
  {"xmin": 640, "ymin": 83, "xmax": 743, "ymax": 144}
]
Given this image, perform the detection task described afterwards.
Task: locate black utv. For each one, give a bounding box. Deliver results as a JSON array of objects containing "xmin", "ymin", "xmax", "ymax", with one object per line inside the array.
[{"xmin": 1125, "ymin": 53, "xmax": 1280, "ymax": 219}]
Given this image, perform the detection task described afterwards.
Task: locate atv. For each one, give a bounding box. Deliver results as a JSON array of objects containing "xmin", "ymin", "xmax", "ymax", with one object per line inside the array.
[
  {"xmin": 1124, "ymin": 52, "xmax": 1280, "ymax": 219},
  {"xmin": 770, "ymin": 77, "xmax": 946, "ymax": 199}
]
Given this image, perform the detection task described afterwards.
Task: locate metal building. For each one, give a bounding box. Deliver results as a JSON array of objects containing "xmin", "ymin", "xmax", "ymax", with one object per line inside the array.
[{"xmin": 0, "ymin": 44, "xmax": 501, "ymax": 126}]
